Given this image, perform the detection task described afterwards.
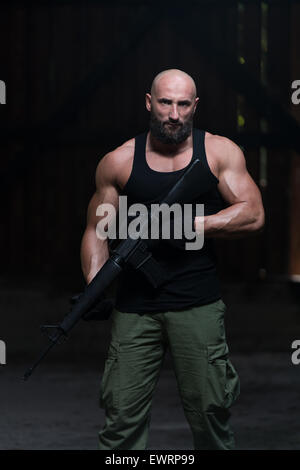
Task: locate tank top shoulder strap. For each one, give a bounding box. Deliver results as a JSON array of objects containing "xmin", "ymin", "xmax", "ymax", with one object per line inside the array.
[
  {"xmin": 132, "ymin": 131, "xmax": 148, "ymax": 172},
  {"xmin": 190, "ymin": 127, "xmax": 199, "ymax": 161},
  {"xmin": 133, "ymin": 128, "xmax": 213, "ymax": 174},
  {"xmin": 192, "ymin": 128, "xmax": 206, "ymax": 161},
  {"xmin": 193, "ymin": 128, "xmax": 219, "ymax": 183}
]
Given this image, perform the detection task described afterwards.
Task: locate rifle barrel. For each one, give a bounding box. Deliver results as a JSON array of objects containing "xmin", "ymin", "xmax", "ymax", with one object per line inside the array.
[{"xmin": 23, "ymin": 332, "xmax": 63, "ymax": 381}]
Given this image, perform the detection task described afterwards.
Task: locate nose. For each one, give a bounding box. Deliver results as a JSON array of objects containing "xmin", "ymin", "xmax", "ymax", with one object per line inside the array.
[{"xmin": 169, "ymin": 104, "xmax": 179, "ymax": 121}]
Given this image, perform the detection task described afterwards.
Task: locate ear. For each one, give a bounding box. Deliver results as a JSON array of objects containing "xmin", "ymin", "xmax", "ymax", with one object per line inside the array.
[
  {"xmin": 145, "ymin": 93, "xmax": 151, "ymax": 112},
  {"xmin": 193, "ymin": 97, "xmax": 199, "ymax": 113}
]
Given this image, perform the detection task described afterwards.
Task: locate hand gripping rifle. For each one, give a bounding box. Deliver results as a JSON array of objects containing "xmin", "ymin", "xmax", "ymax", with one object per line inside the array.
[{"xmin": 23, "ymin": 158, "xmax": 213, "ymax": 380}]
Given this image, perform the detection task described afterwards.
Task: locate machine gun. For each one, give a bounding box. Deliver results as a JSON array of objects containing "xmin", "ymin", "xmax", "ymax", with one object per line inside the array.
[{"xmin": 23, "ymin": 158, "xmax": 213, "ymax": 380}]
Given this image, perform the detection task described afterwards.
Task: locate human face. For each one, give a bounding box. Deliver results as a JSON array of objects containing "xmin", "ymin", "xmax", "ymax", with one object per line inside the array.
[{"xmin": 146, "ymin": 76, "xmax": 198, "ymax": 145}]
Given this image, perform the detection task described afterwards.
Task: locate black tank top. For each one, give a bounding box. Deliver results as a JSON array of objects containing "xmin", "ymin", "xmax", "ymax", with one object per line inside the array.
[{"xmin": 114, "ymin": 128, "xmax": 225, "ymax": 313}]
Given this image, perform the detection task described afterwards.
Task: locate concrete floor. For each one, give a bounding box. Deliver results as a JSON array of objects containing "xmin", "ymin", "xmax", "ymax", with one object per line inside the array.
[{"xmin": 1, "ymin": 352, "xmax": 299, "ymax": 450}]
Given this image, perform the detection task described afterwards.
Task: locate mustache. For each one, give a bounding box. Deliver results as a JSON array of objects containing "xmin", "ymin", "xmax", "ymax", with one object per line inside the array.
[{"xmin": 149, "ymin": 111, "xmax": 193, "ymax": 145}]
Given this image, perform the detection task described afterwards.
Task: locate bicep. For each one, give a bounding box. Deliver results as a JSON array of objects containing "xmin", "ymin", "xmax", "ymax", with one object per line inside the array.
[
  {"xmin": 86, "ymin": 156, "xmax": 120, "ymax": 229},
  {"xmin": 217, "ymin": 143, "xmax": 263, "ymax": 210}
]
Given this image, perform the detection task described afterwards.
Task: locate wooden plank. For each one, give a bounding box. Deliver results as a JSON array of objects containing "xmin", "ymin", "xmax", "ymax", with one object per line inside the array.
[
  {"xmin": 238, "ymin": 3, "xmax": 263, "ymax": 281},
  {"xmin": 264, "ymin": 3, "xmax": 291, "ymax": 278},
  {"xmin": 8, "ymin": 6, "xmax": 28, "ymax": 272},
  {"xmin": 289, "ymin": 3, "xmax": 300, "ymax": 280},
  {"xmin": 206, "ymin": 3, "xmax": 240, "ymax": 279},
  {"xmin": 0, "ymin": 7, "xmax": 12, "ymax": 271}
]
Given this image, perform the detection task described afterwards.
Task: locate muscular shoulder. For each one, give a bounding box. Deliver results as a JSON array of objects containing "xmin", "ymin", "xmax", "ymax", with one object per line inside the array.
[
  {"xmin": 95, "ymin": 137, "xmax": 135, "ymax": 188},
  {"xmin": 205, "ymin": 132, "xmax": 245, "ymax": 174}
]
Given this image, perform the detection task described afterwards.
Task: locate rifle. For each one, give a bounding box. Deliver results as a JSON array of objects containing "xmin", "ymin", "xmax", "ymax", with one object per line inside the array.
[{"xmin": 23, "ymin": 158, "xmax": 214, "ymax": 380}]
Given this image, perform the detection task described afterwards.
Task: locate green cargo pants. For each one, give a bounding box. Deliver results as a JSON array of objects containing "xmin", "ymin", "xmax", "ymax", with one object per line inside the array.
[{"xmin": 98, "ymin": 299, "xmax": 240, "ymax": 450}]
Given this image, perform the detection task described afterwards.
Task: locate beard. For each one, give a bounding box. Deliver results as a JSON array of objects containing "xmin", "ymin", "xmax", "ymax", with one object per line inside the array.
[{"xmin": 149, "ymin": 111, "xmax": 193, "ymax": 145}]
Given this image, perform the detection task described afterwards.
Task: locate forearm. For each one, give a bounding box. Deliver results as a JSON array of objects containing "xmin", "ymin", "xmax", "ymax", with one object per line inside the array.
[
  {"xmin": 80, "ymin": 228, "xmax": 110, "ymax": 284},
  {"xmin": 195, "ymin": 202, "xmax": 265, "ymax": 239}
]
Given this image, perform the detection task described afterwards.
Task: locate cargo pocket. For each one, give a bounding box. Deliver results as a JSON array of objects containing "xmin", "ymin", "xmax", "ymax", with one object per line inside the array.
[
  {"xmin": 99, "ymin": 341, "xmax": 119, "ymax": 410},
  {"xmin": 224, "ymin": 359, "xmax": 240, "ymax": 409},
  {"xmin": 205, "ymin": 342, "xmax": 239, "ymax": 412}
]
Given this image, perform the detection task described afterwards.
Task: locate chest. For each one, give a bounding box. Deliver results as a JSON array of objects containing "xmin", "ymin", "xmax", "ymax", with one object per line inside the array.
[{"xmin": 145, "ymin": 149, "xmax": 194, "ymax": 173}]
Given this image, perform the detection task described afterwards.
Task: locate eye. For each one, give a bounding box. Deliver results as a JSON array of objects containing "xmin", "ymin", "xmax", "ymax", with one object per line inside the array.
[{"xmin": 159, "ymin": 99, "xmax": 171, "ymax": 105}]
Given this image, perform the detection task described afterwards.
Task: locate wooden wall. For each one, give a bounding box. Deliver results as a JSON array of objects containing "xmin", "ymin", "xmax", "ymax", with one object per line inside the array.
[
  {"xmin": 0, "ymin": 2, "xmax": 298, "ymax": 284},
  {"xmin": 289, "ymin": 3, "xmax": 300, "ymax": 281}
]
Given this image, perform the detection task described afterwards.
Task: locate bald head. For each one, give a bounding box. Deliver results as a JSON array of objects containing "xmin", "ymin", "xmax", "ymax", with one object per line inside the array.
[
  {"xmin": 151, "ymin": 69, "xmax": 197, "ymax": 100},
  {"xmin": 146, "ymin": 69, "xmax": 199, "ymax": 145}
]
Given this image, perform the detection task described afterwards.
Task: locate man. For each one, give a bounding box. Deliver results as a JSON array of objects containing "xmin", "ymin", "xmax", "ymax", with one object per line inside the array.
[{"xmin": 80, "ymin": 69, "xmax": 265, "ymax": 450}]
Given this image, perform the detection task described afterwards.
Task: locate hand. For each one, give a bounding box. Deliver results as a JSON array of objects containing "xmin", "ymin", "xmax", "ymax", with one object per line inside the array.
[{"xmin": 164, "ymin": 211, "xmax": 198, "ymax": 251}]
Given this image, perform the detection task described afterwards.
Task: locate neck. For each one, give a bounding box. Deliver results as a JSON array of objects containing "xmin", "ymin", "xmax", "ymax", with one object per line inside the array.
[{"xmin": 148, "ymin": 130, "xmax": 193, "ymax": 157}]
